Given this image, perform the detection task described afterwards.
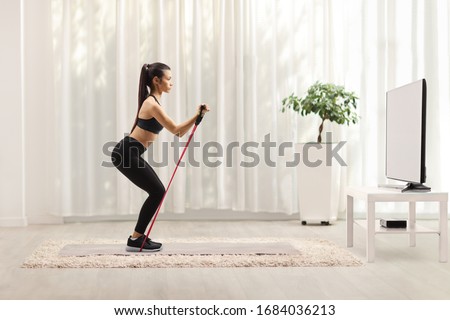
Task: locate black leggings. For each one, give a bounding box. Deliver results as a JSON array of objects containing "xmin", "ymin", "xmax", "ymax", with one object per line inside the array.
[{"xmin": 111, "ymin": 136, "xmax": 165, "ymax": 234}]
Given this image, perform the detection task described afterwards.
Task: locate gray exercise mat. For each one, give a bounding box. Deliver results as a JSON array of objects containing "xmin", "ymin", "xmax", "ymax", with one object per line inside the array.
[{"xmin": 59, "ymin": 242, "xmax": 299, "ymax": 257}]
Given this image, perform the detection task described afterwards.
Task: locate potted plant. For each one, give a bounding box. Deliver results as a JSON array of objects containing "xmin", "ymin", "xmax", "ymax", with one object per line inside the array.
[
  {"xmin": 282, "ymin": 81, "xmax": 359, "ymax": 225},
  {"xmin": 282, "ymin": 81, "xmax": 358, "ymax": 143}
]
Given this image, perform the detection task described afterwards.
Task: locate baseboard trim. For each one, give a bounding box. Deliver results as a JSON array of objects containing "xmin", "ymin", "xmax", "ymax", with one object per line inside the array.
[
  {"xmin": 0, "ymin": 217, "xmax": 28, "ymax": 227},
  {"xmin": 35, "ymin": 210, "xmax": 448, "ymax": 225},
  {"xmin": 64, "ymin": 210, "xmax": 299, "ymax": 223},
  {"xmin": 26, "ymin": 215, "xmax": 64, "ymax": 225}
]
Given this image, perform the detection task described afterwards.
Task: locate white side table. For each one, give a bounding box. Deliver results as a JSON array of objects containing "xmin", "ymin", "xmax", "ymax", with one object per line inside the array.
[{"xmin": 346, "ymin": 186, "xmax": 448, "ymax": 262}]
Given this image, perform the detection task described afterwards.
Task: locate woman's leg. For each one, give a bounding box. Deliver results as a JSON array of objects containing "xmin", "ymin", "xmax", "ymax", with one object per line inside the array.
[
  {"xmin": 128, "ymin": 159, "xmax": 165, "ymax": 235},
  {"xmin": 111, "ymin": 138, "xmax": 165, "ymax": 235}
]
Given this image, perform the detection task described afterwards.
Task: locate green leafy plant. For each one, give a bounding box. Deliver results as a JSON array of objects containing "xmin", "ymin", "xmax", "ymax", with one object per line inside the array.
[{"xmin": 282, "ymin": 81, "xmax": 359, "ymax": 143}]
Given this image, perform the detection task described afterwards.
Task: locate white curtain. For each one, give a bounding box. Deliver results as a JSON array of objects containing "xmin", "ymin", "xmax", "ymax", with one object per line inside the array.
[{"xmin": 25, "ymin": 0, "xmax": 450, "ymax": 219}]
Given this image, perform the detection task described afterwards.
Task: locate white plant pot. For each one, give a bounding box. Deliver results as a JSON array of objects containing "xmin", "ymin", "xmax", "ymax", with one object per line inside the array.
[{"xmin": 296, "ymin": 143, "xmax": 341, "ymax": 225}]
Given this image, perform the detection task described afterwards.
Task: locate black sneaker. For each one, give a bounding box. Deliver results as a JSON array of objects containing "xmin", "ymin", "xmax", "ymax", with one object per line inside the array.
[
  {"xmin": 145, "ymin": 237, "xmax": 162, "ymax": 247},
  {"xmin": 126, "ymin": 235, "xmax": 162, "ymax": 252}
]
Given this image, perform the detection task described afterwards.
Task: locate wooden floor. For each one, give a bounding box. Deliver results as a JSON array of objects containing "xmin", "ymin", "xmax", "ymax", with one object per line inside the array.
[{"xmin": 1, "ymin": 218, "xmax": 450, "ymax": 300}]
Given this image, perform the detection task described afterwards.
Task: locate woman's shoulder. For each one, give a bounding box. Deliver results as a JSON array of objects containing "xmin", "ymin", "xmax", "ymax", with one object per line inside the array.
[{"xmin": 139, "ymin": 96, "xmax": 160, "ymax": 118}]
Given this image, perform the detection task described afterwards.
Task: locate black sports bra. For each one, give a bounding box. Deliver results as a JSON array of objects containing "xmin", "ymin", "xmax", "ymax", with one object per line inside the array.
[{"xmin": 137, "ymin": 95, "xmax": 164, "ymax": 134}]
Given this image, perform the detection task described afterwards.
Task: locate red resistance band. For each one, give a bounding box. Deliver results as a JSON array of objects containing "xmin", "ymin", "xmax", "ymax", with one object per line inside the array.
[{"xmin": 140, "ymin": 105, "xmax": 206, "ymax": 252}]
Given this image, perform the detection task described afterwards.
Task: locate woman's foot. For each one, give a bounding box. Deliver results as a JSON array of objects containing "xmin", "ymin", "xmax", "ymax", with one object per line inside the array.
[{"xmin": 126, "ymin": 235, "xmax": 162, "ymax": 252}]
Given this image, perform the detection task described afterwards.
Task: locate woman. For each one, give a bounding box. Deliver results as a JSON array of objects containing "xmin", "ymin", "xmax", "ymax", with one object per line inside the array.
[{"xmin": 111, "ymin": 62, "xmax": 210, "ymax": 252}]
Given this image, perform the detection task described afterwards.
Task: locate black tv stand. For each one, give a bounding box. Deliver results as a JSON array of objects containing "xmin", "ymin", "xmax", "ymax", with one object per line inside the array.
[
  {"xmin": 401, "ymin": 182, "xmax": 431, "ymax": 193},
  {"xmin": 378, "ymin": 182, "xmax": 431, "ymax": 192}
]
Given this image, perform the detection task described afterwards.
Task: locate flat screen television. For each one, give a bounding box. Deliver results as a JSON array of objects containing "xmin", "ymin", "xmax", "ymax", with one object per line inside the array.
[{"xmin": 385, "ymin": 78, "xmax": 430, "ymax": 192}]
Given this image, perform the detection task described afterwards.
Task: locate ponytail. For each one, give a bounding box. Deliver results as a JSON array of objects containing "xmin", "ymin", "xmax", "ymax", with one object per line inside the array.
[{"xmin": 131, "ymin": 62, "xmax": 170, "ymax": 134}]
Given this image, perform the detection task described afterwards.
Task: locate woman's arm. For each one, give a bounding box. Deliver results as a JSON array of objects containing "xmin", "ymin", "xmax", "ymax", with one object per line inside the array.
[
  {"xmin": 145, "ymin": 101, "xmax": 207, "ymax": 138},
  {"xmin": 172, "ymin": 114, "xmax": 197, "ymax": 138}
]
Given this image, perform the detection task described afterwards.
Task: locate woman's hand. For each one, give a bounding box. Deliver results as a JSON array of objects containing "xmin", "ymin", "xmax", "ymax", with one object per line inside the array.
[
  {"xmin": 194, "ymin": 104, "xmax": 210, "ymax": 126},
  {"xmin": 197, "ymin": 104, "xmax": 211, "ymax": 115}
]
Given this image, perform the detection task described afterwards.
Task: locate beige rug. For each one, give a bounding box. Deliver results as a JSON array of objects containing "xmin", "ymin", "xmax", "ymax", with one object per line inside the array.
[
  {"xmin": 59, "ymin": 242, "xmax": 300, "ymax": 256},
  {"xmin": 22, "ymin": 237, "xmax": 363, "ymax": 268}
]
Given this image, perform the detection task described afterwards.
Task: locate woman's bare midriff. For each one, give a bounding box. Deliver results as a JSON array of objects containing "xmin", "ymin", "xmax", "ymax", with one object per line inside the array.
[{"xmin": 129, "ymin": 126, "xmax": 158, "ymax": 149}]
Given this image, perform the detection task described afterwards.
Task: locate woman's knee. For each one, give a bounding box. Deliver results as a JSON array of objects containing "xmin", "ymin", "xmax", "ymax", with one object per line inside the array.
[
  {"xmin": 143, "ymin": 182, "xmax": 165, "ymax": 200},
  {"xmin": 154, "ymin": 183, "xmax": 166, "ymax": 200}
]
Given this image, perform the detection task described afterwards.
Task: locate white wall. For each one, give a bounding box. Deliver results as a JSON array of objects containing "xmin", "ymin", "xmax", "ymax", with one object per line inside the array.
[
  {"xmin": 0, "ymin": 0, "xmax": 61, "ymax": 226},
  {"xmin": 23, "ymin": 0, "xmax": 61, "ymax": 224},
  {"xmin": 0, "ymin": 0, "xmax": 26, "ymax": 226}
]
